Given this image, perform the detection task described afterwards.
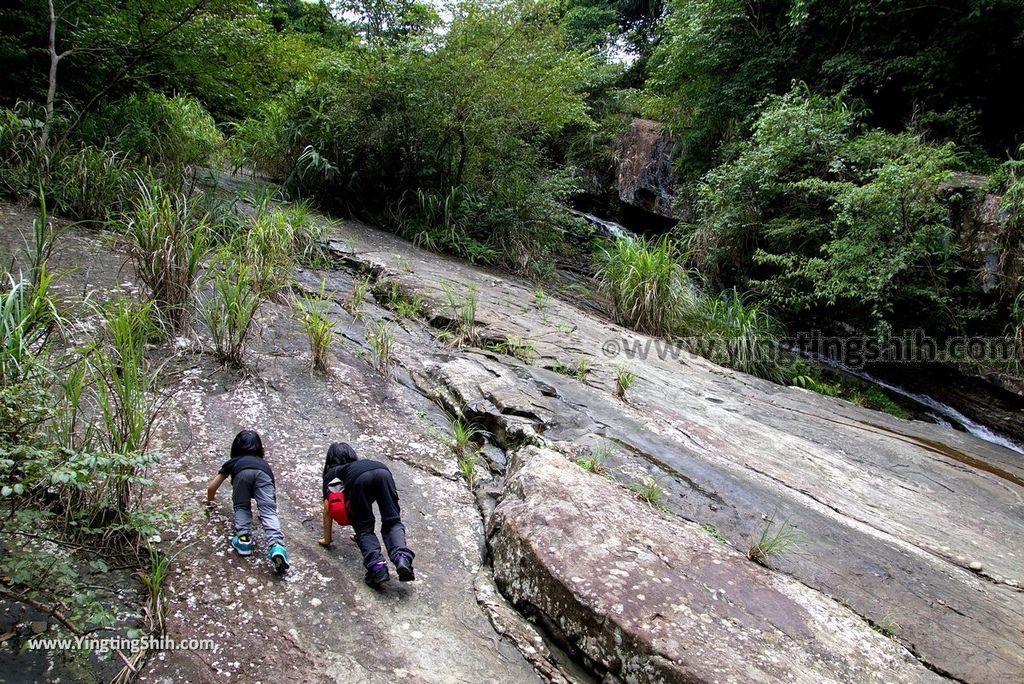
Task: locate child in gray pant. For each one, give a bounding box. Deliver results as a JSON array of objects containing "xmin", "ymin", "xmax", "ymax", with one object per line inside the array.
[{"xmin": 206, "ymin": 430, "xmax": 289, "ymax": 575}]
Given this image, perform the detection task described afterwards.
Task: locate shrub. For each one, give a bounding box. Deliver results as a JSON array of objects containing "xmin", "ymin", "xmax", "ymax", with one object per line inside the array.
[
  {"xmin": 119, "ymin": 179, "xmax": 210, "ymax": 332},
  {"xmin": 694, "ymin": 87, "xmax": 961, "ymax": 337},
  {"xmin": 82, "ymin": 93, "xmax": 223, "ymax": 172},
  {"xmin": 598, "ymin": 236, "xmax": 693, "ymax": 337},
  {"xmin": 200, "ymin": 254, "xmax": 262, "ymax": 368}
]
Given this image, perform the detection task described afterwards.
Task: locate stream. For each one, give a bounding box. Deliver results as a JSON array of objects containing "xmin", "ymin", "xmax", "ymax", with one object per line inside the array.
[
  {"xmin": 571, "ymin": 206, "xmax": 1024, "ymax": 457},
  {"xmin": 800, "ymin": 348, "xmax": 1024, "ymax": 455}
]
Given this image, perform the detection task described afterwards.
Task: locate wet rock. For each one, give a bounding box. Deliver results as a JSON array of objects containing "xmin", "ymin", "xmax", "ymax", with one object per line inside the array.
[{"xmin": 491, "ymin": 447, "xmax": 940, "ymax": 683}]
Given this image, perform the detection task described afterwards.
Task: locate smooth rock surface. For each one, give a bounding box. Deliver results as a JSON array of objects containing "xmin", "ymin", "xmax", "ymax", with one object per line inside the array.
[{"xmin": 491, "ymin": 446, "xmax": 941, "ymax": 684}]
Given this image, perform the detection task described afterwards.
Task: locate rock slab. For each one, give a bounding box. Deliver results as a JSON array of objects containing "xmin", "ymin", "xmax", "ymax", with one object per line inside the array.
[{"xmin": 491, "ymin": 447, "xmax": 943, "ymax": 684}]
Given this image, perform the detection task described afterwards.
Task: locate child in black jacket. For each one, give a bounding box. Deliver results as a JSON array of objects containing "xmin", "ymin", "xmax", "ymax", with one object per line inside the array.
[{"xmin": 317, "ymin": 442, "xmax": 414, "ymax": 587}]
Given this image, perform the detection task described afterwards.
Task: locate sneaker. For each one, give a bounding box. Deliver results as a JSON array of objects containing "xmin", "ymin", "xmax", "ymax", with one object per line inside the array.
[
  {"xmin": 231, "ymin": 534, "xmax": 253, "ymax": 556},
  {"xmin": 269, "ymin": 544, "xmax": 289, "ymax": 575},
  {"xmin": 364, "ymin": 561, "xmax": 390, "ymax": 587},
  {"xmin": 394, "ymin": 554, "xmax": 415, "ymax": 582}
]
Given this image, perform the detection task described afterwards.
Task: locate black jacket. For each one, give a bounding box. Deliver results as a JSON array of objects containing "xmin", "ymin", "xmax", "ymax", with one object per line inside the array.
[
  {"xmin": 322, "ymin": 459, "xmax": 388, "ymax": 500},
  {"xmin": 219, "ymin": 455, "xmax": 274, "ymax": 483}
]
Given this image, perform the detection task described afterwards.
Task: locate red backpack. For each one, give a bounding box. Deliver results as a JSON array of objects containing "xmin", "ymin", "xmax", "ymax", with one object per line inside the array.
[{"xmin": 327, "ymin": 491, "xmax": 350, "ymax": 526}]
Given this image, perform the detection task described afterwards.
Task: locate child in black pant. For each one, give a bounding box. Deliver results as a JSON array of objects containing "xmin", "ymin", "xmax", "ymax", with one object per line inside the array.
[{"xmin": 317, "ymin": 442, "xmax": 415, "ymax": 587}]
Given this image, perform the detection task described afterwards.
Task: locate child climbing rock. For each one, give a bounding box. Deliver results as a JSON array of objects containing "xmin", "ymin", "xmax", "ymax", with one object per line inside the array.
[
  {"xmin": 317, "ymin": 442, "xmax": 415, "ymax": 587},
  {"xmin": 206, "ymin": 430, "xmax": 290, "ymax": 575}
]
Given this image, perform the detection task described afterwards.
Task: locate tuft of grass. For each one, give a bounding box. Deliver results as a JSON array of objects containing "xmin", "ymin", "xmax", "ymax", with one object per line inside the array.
[
  {"xmin": 367, "ymin": 319, "xmax": 395, "ymax": 375},
  {"xmin": 294, "ymin": 283, "xmax": 335, "ymax": 372},
  {"xmin": 614, "ymin": 366, "xmax": 637, "ymax": 400},
  {"xmin": 441, "ymin": 280, "xmax": 478, "ymax": 347},
  {"xmin": 458, "ymin": 453, "xmax": 477, "ymax": 489},
  {"xmin": 349, "ymin": 275, "xmax": 372, "ymax": 318},
  {"xmin": 871, "ymin": 613, "xmax": 901, "ymax": 639},
  {"xmin": 119, "ymin": 178, "xmax": 209, "ymax": 332},
  {"xmin": 598, "ymin": 236, "xmax": 691, "ymax": 337},
  {"xmin": 376, "ymin": 280, "xmax": 426, "ymax": 319},
  {"xmin": 701, "ymin": 523, "xmax": 730, "ymax": 545},
  {"xmin": 489, "ymin": 335, "xmax": 537, "ymax": 364},
  {"xmin": 448, "ymin": 416, "xmax": 485, "ymax": 456},
  {"xmin": 138, "ymin": 546, "xmax": 170, "ymax": 635},
  {"xmin": 576, "ymin": 443, "xmax": 612, "ymax": 475},
  {"xmin": 747, "ymin": 515, "xmax": 803, "ymax": 565},
  {"xmin": 631, "ymin": 477, "xmax": 668, "ymax": 511},
  {"xmin": 200, "ymin": 254, "xmax": 261, "ymax": 369},
  {"xmin": 574, "ymin": 355, "xmax": 591, "ymax": 382},
  {"xmin": 534, "ymin": 287, "xmax": 548, "ymax": 313}
]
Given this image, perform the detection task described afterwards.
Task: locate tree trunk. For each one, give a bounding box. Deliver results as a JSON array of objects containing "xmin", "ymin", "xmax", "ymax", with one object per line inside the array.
[{"xmin": 40, "ymin": 0, "xmax": 59, "ymax": 151}]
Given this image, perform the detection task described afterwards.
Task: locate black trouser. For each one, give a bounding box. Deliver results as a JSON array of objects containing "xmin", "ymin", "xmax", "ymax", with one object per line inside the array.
[{"xmin": 347, "ymin": 468, "xmax": 414, "ymax": 569}]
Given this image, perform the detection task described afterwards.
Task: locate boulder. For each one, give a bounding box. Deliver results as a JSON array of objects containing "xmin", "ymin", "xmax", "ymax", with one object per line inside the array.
[{"xmin": 491, "ymin": 446, "xmax": 941, "ymax": 684}]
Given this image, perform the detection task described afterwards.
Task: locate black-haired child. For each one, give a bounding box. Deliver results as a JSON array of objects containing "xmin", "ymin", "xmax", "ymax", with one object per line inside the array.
[
  {"xmin": 206, "ymin": 430, "xmax": 290, "ymax": 575},
  {"xmin": 317, "ymin": 442, "xmax": 414, "ymax": 587}
]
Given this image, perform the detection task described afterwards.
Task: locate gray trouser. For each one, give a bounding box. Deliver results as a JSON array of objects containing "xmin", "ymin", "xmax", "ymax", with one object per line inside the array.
[{"xmin": 232, "ymin": 469, "xmax": 285, "ymax": 547}]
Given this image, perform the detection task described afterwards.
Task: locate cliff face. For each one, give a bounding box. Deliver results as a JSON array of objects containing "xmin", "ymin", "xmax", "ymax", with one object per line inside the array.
[
  {"xmin": 940, "ymin": 173, "xmax": 1013, "ymax": 293},
  {"xmin": 615, "ymin": 118, "xmax": 681, "ymax": 220}
]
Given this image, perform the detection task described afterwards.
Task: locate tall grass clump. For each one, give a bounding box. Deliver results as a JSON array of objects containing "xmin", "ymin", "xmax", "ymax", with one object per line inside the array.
[
  {"xmin": 91, "ymin": 300, "xmax": 160, "ymax": 457},
  {"xmin": 200, "ymin": 254, "xmax": 262, "ymax": 368},
  {"xmin": 48, "ymin": 146, "xmax": 136, "ymax": 222},
  {"xmin": 683, "ymin": 290, "xmax": 785, "ymax": 383},
  {"xmin": 440, "ymin": 280, "xmax": 479, "ymax": 347},
  {"xmin": 0, "ymin": 272, "xmax": 59, "ymax": 385},
  {"xmin": 294, "ymin": 284, "xmax": 335, "ymax": 372},
  {"xmin": 368, "ymin": 319, "xmax": 396, "ymax": 375},
  {"xmin": 598, "ymin": 236, "xmax": 692, "ymax": 337},
  {"xmin": 240, "ymin": 200, "xmax": 322, "ymax": 295},
  {"xmin": 119, "ymin": 179, "xmax": 210, "ymax": 332}
]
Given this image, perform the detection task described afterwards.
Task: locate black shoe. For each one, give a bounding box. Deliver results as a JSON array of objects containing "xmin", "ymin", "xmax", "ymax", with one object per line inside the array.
[
  {"xmin": 364, "ymin": 561, "xmax": 390, "ymax": 587},
  {"xmin": 394, "ymin": 555, "xmax": 415, "ymax": 582}
]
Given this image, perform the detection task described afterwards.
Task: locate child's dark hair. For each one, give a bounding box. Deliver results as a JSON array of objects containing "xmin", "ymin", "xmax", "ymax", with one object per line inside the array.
[
  {"xmin": 324, "ymin": 442, "xmax": 358, "ymax": 471},
  {"xmin": 231, "ymin": 430, "xmax": 265, "ymax": 459}
]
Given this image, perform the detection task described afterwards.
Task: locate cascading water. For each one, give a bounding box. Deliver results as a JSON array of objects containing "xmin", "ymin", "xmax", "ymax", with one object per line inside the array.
[{"xmin": 800, "ymin": 349, "xmax": 1024, "ymax": 455}]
